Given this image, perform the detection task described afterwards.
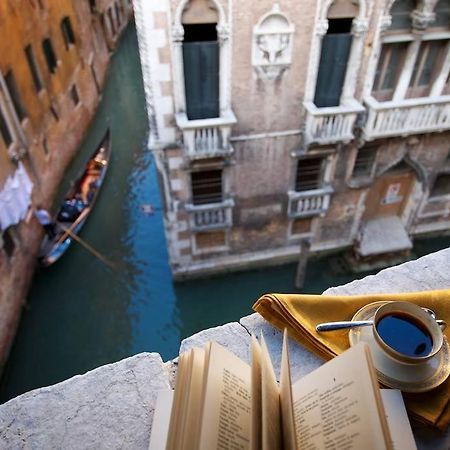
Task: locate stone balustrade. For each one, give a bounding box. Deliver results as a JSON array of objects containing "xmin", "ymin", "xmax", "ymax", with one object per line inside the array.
[
  {"xmin": 185, "ymin": 198, "xmax": 234, "ymax": 230},
  {"xmin": 303, "ymin": 100, "xmax": 364, "ymax": 146},
  {"xmin": 363, "ymin": 95, "xmax": 450, "ymax": 140},
  {"xmin": 1, "ymin": 248, "xmax": 450, "ymax": 449},
  {"xmin": 175, "ymin": 110, "xmax": 236, "ymax": 159},
  {"xmin": 287, "ymin": 186, "xmax": 333, "ymax": 218}
]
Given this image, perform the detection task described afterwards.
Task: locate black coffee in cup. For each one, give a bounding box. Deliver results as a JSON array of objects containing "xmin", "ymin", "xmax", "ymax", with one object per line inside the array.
[{"xmin": 376, "ymin": 313, "xmax": 433, "ymax": 358}]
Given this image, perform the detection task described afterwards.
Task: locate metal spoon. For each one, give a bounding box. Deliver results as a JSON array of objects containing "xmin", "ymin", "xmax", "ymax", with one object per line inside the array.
[{"xmin": 316, "ymin": 307, "xmax": 445, "ymax": 332}]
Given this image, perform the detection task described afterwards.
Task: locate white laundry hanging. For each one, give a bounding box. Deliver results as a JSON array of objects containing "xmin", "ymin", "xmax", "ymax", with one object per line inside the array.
[{"xmin": 0, "ymin": 162, "xmax": 33, "ymax": 231}]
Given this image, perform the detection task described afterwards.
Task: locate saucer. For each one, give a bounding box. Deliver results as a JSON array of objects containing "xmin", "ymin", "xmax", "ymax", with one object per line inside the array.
[{"xmin": 348, "ymin": 301, "xmax": 450, "ymax": 393}]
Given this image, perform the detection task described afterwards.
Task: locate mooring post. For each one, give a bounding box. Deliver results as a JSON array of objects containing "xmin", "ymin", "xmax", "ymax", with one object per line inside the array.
[{"xmin": 295, "ymin": 239, "xmax": 311, "ymax": 289}]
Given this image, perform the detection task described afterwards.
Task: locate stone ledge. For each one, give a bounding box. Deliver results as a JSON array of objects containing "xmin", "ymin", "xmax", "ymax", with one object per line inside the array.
[{"xmin": 0, "ymin": 248, "xmax": 449, "ymax": 448}]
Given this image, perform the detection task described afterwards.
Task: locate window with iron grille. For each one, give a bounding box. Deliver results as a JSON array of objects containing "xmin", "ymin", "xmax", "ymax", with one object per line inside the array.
[
  {"xmin": 191, "ymin": 169, "xmax": 223, "ymax": 205},
  {"xmin": 42, "ymin": 38, "xmax": 58, "ymax": 73},
  {"xmin": 295, "ymin": 157, "xmax": 324, "ymax": 192},
  {"xmin": 0, "ymin": 107, "xmax": 12, "ymax": 147},
  {"xmin": 352, "ymin": 147, "xmax": 376, "ymax": 178},
  {"xmin": 61, "ymin": 16, "xmax": 76, "ymax": 50},
  {"xmin": 5, "ymin": 70, "xmax": 27, "ymax": 121},
  {"xmin": 25, "ymin": 44, "xmax": 43, "ymax": 92}
]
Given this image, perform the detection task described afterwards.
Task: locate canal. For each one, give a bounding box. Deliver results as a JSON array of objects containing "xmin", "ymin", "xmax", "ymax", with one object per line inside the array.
[{"xmin": 0, "ymin": 24, "xmax": 448, "ymax": 403}]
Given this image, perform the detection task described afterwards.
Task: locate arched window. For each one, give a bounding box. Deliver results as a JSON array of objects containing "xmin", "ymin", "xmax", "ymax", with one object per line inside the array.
[
  {"xmin": 388, "ymin": 0, "xmax": 415, "ymax": 31},
  {"xmin": 313, "ymin": 0, "xmax": 360, "ymax": 107},
  {"xmin": 181, "ymin": 0, "xmax": 220, "ymax": 120},
  {"xmin": 431, "ymin": 0, "xmax": 450, "ymax": 29}
]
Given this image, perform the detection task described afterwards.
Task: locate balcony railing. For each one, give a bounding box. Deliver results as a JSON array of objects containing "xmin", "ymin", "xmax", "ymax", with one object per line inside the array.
[
  {"xmin": 303, "ymin": 100, "xmax": 364, "ymax": 146},
  {"xmin": 287, "ymin": 186, "xmax": 334, "ymax": 218},
  {"xmin": 175, "ymin": 110, "xmax": 237, "ymax": 159},
  {"xmin": 185, "ymin": 198, "xmax": 234, "ymax": 231},
  {"xmin": 362, "ymin": 95, "xmax": 450, "ymax": 140}
]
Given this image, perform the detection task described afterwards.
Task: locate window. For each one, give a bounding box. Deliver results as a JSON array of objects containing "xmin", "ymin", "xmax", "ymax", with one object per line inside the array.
[
  {"xmin": 191, "ymin": 169, "xmax": 222, "ymax": 205},
  {"xmin": 183, "ymin": 23, "xmax": 220, "ymax": 119},
  {"xmin": 42, "ymin": 38, "xmax": 58, "ymax": 73},
  {"xmin": 61, "ymin": 16, "xmax": 76, "ymax": 49},
  {"xmin": 432, "ymin": 0, "xmax": 450, "ymax": 29},
  {"xmin": 295, "ymin": 157, "xmax": 324, "ymax": 192},
  {"xmin": 70, "ymin": 84, "xmax": 80, "ymax": 106},
  {"xmin": 291, "ymin": 218, "xmax": 313, "ymax": 235},
  {"xmin": 372, "ymin": 43, "xmax": 407, "ymax": 101},
  {"xmin": 388, "ymin": 0, "xmax": 415, "ymax": 31},
  {"xmin": 24, "ymin": 44, "xmax": 43, "ymax": 92},
  {"xmin": 352, "ymin": 147, "xmax": 377, "ymax": 178},
  {"xmin": 5, "ymin": 70, "xmax": 27, "ymax": 121},
  {"xmin": 314, "ymin": 18, "xmax": 353, "ymax": 107},
  {"xmin": 430, "ymin": 174, "xmax": 450, "ymax": 197},
  {"xmin": 407, "ymin": 40, "xmax": 447, "ymax": 98},
  {"xmin": 195, "ymin": 230, "xmax": 226, "ymax": 249},
  {"xmin": 108, "ymin": 7, "xmax": 116, "ymax": 35},
  {"xmin": 0, "ymin": 107, "xmax": 13, "ymax": 147}
]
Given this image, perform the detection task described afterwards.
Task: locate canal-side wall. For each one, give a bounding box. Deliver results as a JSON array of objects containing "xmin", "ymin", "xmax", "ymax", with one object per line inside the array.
[
  {"xmin": 1, "ymin": 248, "xmax": 449, "ymax": 448},
  {"xmin": 0, "ymin": 1, "xmax": 133, "ymax": 375}
]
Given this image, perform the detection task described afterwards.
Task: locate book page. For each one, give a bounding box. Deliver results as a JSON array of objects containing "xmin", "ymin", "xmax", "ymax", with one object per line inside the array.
[
  {"xmin": 250, "ymin": 335, "xmax": 262, "ymax": 450},
  {"xmin": 148, "ymin": 390, "xmax": 174, "ymax": 450},
  {"xmin": 380, "ymin": 390, "xmax": 417, "ymax": 450},
  {"xmin": 291, "ymin": 343, "xmax": 392, "ymax": 450},
  {"xmin": 198, "ymin": 342, "xmax": 252, "ymax": 450},
  {"xmin": 260, "ymin": 334, "xmax": 282, "ymax": 450},
  {"xmin": 166, "ymin": 352, "xmax": 190, "ymax": 450},
  {"xmin": 280, "ymin": 329, "xmax": 297, "ymax": 450},
  {"xmin": 181, "ymin": 348, "xmax": 206, "ymax": 450}
]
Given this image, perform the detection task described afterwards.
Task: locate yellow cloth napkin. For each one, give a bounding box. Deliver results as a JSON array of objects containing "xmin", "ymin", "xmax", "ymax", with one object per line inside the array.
[{"xmin": 253, "ymin": 289, "xmax": 450, "ymax": 430}]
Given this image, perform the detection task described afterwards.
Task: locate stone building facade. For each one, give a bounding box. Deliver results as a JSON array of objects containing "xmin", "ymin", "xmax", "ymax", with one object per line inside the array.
[
  {"xmin": 134, "ymin": 0, "xmax": 450, "ymax": 279},
  {"xmin": 0, "ymin": 0, "xmax": 132, "ymax": 371}
]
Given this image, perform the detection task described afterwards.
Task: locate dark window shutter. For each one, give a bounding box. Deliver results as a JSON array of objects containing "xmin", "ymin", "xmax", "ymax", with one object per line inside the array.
[
  {"xmin": 183, "ymin": 41, "xmax": 219, "ymax": 120},
  {"xmin": 314, "ymin": 33, "xmax": 352, "ymax": 108}
]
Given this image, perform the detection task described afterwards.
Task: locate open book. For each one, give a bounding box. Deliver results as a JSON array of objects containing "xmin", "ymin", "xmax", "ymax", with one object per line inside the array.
[{"xmin": 149, "ymin": 331, "xmax": 416, "ymax": 450}]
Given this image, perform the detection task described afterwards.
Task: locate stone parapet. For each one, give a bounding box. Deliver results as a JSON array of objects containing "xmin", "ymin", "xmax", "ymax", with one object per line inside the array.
[{"xmin": 1, "ymin": 248, "xmax": 450, "ymax": 448}]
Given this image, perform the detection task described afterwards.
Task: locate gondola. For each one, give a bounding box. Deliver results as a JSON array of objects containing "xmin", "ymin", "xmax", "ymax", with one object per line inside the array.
[{"xmin": 38, "ymin": 129, "xmax": 111, "ymax": 267}]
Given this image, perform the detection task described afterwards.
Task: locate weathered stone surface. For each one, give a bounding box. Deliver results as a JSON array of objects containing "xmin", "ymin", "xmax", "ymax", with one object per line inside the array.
[
  {"xmin": 179, "ymin": 322, "xmax": 251, "ymax": 364},
  {"xmin": 240, "ymin": 313, "xmax": 323, "ymax": 383},
  {"xmin": 0, "ymin": 353, "xmax": 169, "ymax": 449},
  {"xmin": 324, "ymin": 247, "xmax": 450, "ymax": 296}
]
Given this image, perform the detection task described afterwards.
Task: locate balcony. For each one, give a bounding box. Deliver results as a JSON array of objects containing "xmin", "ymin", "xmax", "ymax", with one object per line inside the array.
[
  {"xmin": 362, "ymin": 95, "xmax": 450, "ymax": 141},
  {"xmin": 303, "ymin": 100, "xmax": 364, "ymax": 146},
  {"xmin": 185, "ymin": 198, "xmax": 234, "ymax": 231},
  {"xmin": 175, "ymin": 110, "xmax": 237, "ymax": 160},
  {"xmin": 287, "ymin": 186, "xmax": 334, "ymax": 218}
]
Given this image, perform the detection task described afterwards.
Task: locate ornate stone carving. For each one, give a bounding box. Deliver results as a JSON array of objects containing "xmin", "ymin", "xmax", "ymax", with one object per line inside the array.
[
  {"xmin": 380, "ymin": 15, "xmax": 392, "ymax": 31},
  {"xmin": 351, "ymin": 17, "xmax": 369, "ymax": 36},
  {"xmin": 172, "ymin": 26, "xmax": 184, "ymax": 43},
  {"xmin": 252, "ymin": 4, "xmax": 295, "ymax": 80},
  {"xmin": 315, "ymin": 19, "xmax": 329, "ymax": 36},
  {"xmin": 411, "ymin": 9, "xmax": 436, "ymax": 31}
]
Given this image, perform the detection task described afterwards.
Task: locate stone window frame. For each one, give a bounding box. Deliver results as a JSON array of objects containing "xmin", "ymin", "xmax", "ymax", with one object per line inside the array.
[
  {"xmin": 171, "ymin": 0, "xmax": 232, "ymax": 120},
  {"xmin": 350, "ymin": 144, "xmax": 379, "ymax": 183},
  {"xmin": 287, "ymin": 216, "xmax": 319, "ymax": 241},
  {"xmin": 304, "ymin": 0, "xmax": 369, "ymax": 107},
  {"xmin": 363, "ymin": 0, "xmax": 450, "ymax": 102}
]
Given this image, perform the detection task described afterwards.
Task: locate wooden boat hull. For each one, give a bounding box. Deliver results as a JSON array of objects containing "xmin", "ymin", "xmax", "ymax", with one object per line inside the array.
[{"xmin": 39, "ymin": 130, "xmax": 111, "ymax": 267}]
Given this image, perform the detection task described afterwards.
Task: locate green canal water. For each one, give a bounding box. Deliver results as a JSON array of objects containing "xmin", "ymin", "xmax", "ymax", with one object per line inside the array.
[{"xmin": 0, "ymin": 25, "xmax": 449, "ymax": 403}]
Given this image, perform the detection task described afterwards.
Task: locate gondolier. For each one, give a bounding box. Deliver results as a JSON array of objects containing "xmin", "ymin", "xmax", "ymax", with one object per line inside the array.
[{"xmin": 35, "ymin": 206, "xmax": 57, "ymax": 239}]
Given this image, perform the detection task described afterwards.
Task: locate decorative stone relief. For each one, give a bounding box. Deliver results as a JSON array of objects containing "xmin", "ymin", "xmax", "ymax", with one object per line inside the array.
[{"xmin": 252, "ymin": 4, "xmax": 295, "ymax": 80}]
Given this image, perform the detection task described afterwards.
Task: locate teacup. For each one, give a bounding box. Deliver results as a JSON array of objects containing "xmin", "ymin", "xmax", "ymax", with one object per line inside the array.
[{"xmin": 372, "ymin": 301, "xmax": 445, "ymax": 365}]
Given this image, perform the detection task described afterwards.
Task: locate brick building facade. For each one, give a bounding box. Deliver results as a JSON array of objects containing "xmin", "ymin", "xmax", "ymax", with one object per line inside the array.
[
  {"xmin": 0, "ymin": 0, "xmax": 132, "ymax": 371},
  {"xmin": 134, "ymin": 0, "xmax": 450, "ymax": 279}
]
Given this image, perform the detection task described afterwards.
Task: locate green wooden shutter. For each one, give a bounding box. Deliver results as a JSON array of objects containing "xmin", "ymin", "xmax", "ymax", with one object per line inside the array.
[
  {"xmin": 183, "ymin": 41, "xmax": 219, "ymax": 120},
  {"xmin": 314, "ymin": 34, "xmax": 352, "ymax": 108}
]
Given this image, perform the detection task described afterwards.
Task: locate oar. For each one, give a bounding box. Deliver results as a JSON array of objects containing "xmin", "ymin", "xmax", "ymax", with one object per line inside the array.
[
  {"xmin": 58, "ymin": 223, "xmax": 116, "ymax": 270},
  {"xmin": 54, "ymin": 207, "xmax": 90, "ymax": 246}
]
